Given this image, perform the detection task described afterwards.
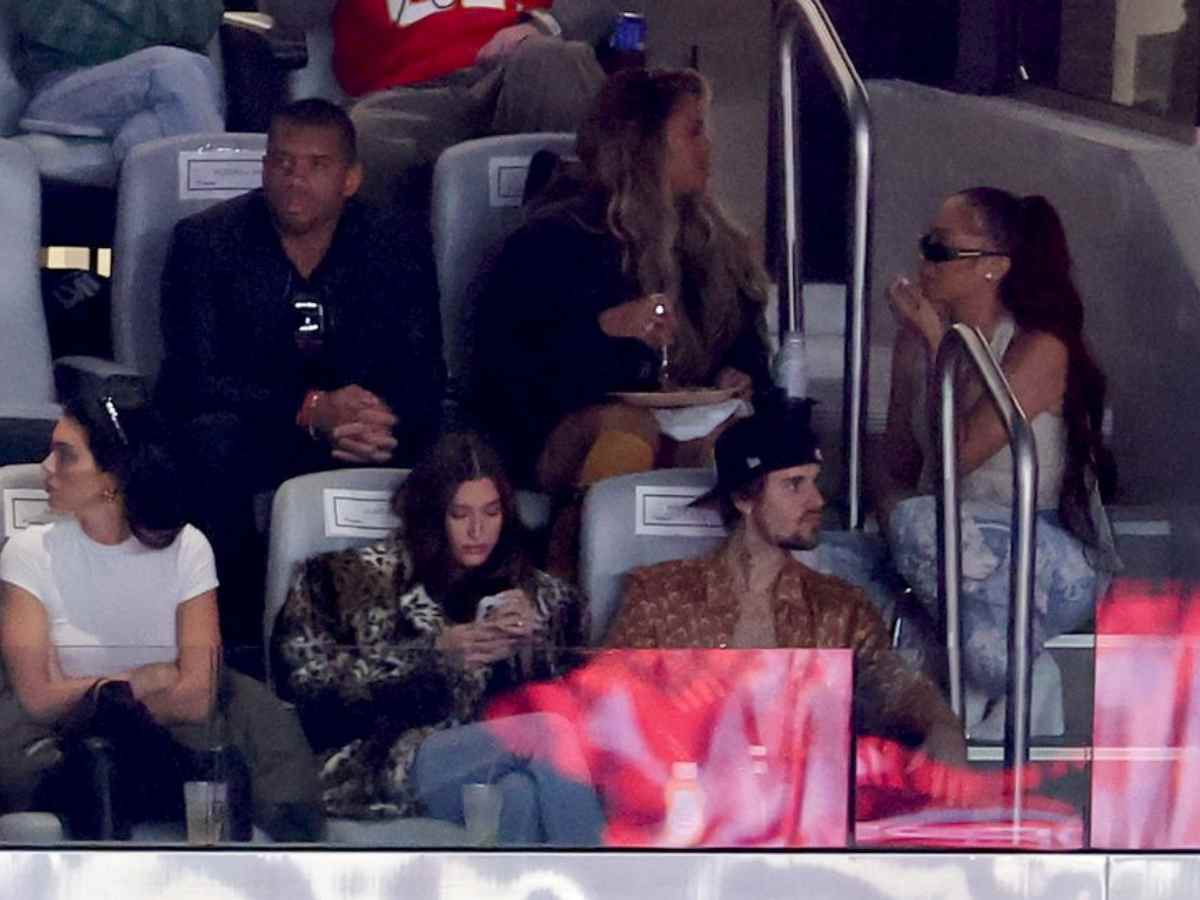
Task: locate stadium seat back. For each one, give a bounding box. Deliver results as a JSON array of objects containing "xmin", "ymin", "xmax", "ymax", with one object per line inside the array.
[
  {"xmin": 110, "ymin": 132, "xmax": 266, "ymax": 383},
  {"xmin": 430, "ymin": 132, "xmax": 576, "ymax": 401},
  {"xmin": 579, "ymin": 468, "xmax": 725, "ymax": 644}
]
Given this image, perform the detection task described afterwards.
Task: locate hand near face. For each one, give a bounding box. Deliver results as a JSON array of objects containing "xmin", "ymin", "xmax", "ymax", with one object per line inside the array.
[
  {"xmin": 887, "ymin": 276, "xmax": 946, "ymax": 353},
  {"xmin": 598, "ymin": 292, "xmax": 679, "ymax": 350}
]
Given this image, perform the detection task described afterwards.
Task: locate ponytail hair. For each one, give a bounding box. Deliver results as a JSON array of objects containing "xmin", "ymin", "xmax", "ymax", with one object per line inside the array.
[
  {"xmin": 958, "ymin": 188, "xmax": 1118, "ymax": 545},
  {"xmin": 61, "ymin": 374, "xmax": 186, "ymax": 549}
]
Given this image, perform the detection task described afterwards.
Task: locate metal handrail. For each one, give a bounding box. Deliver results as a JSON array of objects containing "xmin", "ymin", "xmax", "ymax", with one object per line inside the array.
[
  {"xmin": 775, "ymin": 0, "xmax": 872, "ymax": 529},
  {"xmin": 935, "ymin": 323, "xmax": 1038, "ymax": 833}
]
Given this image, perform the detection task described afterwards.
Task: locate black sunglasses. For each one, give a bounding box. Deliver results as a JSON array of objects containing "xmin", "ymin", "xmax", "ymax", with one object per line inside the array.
[{"xmin": 919, "ymin": 233, "xmax": 1009, "ymax": 264}]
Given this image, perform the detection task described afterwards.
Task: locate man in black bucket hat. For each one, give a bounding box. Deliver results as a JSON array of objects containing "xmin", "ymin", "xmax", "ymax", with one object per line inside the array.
[
  {"xmin": 607, "ymin": 399, "xmax": 966, "ymax": 763},
  {"xmin": 689, "ymin": 398, "xmax": 825, "ymax": 546}
]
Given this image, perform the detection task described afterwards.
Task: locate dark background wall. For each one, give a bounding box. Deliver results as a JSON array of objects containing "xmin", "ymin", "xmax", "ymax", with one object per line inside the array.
[{"xmin": 773, "ymin": 0, "xmax": 961, "ymax": 282}]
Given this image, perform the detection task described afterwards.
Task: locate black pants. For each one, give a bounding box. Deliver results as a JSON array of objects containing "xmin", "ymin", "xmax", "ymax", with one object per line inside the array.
[
  {"xmin": 171, "ymin": 412, "xmax": 332, "ymax": 669},
  {"xmin": 33, "ymin": 682, "xmax": 253, "ymax": 841}
]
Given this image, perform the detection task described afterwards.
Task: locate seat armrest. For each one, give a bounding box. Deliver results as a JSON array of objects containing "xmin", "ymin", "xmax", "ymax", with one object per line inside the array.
[
  {"xmin": 220, "ymin": 13, "xmax": 308, "ymax": 132},
  {"xmin": 222, "ymin": 13, "xmax": 309, "ymax": 70},
  {"xmin": 53, "ymin": 356, "xmax": 144, "ymax": 398}
]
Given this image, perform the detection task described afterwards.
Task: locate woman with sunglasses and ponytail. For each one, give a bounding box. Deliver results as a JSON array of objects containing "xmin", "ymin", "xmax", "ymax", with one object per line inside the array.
[
  {"xmin": 869, "ymin": 187, "xmax": 1119, "ymax": 704},
  {"xmin": 0, "ymin": 376, "xmax": 320, "ymax": 840}
]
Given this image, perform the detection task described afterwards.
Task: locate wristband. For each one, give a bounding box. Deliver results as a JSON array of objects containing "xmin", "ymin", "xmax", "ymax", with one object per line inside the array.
[{"xmin": 296, "ymin": 389, "xmax": 324, "ymax": 440}]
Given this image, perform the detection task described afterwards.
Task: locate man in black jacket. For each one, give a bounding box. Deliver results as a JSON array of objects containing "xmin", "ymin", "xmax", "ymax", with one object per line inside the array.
[{"xmin": 157, "ymin": 98, "xmax": 445, "ymax": 657}]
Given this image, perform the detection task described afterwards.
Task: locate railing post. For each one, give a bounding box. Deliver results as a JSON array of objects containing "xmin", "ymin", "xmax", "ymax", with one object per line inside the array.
[
  {"xmin": 935, "ymin": 323, "xmax": 1039, "ymax": 839},
  {"xmin": 774, "ymin": 0, "xmax": 872, "ymax": 529},
  {"xmin": 776, "ymin": 2, "xmax": 803, "ymax": 336}
]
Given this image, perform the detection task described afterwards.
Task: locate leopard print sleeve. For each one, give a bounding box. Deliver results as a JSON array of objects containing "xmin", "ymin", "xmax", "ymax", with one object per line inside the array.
[{"xmin": 275, "ymin": 542, "xmax": 462, "ymax": 749}]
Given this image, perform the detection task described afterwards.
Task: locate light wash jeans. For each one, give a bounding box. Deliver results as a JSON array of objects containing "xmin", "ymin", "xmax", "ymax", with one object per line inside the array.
[
  {"xmin": 23, "ymin": 46, "xmax": 224, "ymax": 161},
  {"xmin": 413, "ymin": 713, "xmax": 604, "ymax": 846},
  {"xmin": 888, "ymin": 495, "xmax": 1101, "ymax": 696}
]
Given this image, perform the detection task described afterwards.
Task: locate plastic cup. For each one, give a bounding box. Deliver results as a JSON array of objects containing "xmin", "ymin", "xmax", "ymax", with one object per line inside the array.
[
  {"xmin": 462, "ymin": 782, "xmax": 503, "ymax": 846},
  {"xmin": 183, "ymin": 780, "xmax": 228, "ymax": 844}
]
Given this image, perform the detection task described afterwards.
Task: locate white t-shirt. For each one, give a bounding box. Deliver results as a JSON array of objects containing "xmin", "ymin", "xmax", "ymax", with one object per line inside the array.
[{"xmin": 0, "ymin": 520, "xmax": 218, "ymax": 678}]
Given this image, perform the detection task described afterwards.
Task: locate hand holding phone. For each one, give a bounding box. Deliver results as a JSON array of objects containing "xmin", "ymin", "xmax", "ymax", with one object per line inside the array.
[{"xmin": 477, "ymin": 589, "xmax": 538, "ymax": 638}]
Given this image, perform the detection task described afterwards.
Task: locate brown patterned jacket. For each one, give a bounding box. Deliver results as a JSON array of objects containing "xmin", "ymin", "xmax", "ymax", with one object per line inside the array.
[{"xmin": 606, "ymin": 538, "xmax": 959, "ymax": 744}]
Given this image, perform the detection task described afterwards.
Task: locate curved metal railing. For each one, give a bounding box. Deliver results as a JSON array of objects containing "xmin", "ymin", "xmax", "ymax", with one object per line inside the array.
[
  {"xmin": 935, "ymin": 323, "xmax": 1038, "ymax": 830},
  {"xmin": 775, "ymin": 0, "xmax": 872, "ymax": 529}
]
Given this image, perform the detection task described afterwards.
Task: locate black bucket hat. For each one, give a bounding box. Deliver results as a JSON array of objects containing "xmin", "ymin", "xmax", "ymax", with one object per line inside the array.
[{"xmin": 692, "ymin": 396, "xmax": 822, "ymax": 508}]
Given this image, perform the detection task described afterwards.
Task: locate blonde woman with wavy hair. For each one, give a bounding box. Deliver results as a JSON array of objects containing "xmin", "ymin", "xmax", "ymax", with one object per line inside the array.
[{"xmin": 475, "ymin": 68, "xmax": 772, "ymax": 571}]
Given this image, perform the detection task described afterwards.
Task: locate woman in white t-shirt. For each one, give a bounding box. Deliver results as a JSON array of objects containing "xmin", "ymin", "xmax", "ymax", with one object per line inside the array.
[{"xmin": 0, "ymin": 376, "xmax": 221, "ymax": 834}]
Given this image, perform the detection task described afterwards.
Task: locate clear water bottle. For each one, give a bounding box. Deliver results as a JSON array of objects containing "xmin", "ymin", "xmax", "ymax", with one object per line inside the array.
[
  {"xmin": 773, "ymin": 331, "xmax": 809, "ymax": 400},
  {"xmin": 662, "ymin": 761, "xmax": 705, "ymax": 846}
]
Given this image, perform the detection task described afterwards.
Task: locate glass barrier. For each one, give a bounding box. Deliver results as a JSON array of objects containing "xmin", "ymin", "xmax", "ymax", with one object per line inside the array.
[
  {"xmin": 0, "ymin": 646, "xmax": 230, "ymax": 844},
  {"xmin": 2, "ymin": 606, "xmax": 1199, "ymax": 851},
  {"xmin": 1016, "ymin": 0, "xmax": 1200, "ymax": 134}
]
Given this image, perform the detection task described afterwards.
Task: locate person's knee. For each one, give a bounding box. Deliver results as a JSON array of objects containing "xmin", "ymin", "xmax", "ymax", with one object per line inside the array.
[
  {"xmin": 495, "ymin": 770, "xmax": 539, "ymax": 842},
  {"xmin": 506, "ymin": 36, "xmax": 600, "ymax": 79},
  {"xmin": 141, "ymin": 46, "xmax": 220, "ymax": 88},
  {"xmin": 591, "ymin": 404, "xmax": 662, "ymax": 450},
  {"xmin": 495, "ymin": 37, "xmax": 604, "ymax": 131}
]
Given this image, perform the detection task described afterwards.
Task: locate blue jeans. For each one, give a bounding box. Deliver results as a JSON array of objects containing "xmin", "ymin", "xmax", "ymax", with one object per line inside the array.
[
  {"xmin": 413, "ymin": 714, "xmax": 604, "ymax": 846},
  {"xmin": 23, "ymin": 46, "xmax": 224, "ymax": 161}
]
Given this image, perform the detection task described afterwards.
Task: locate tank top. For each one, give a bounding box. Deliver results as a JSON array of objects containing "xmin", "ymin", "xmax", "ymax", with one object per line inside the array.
[{"xmin": 913, "ymin": 318, "xmax": 1067, "ymax": 511}]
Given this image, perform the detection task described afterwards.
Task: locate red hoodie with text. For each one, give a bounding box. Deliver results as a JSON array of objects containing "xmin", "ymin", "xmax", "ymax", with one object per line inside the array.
[{"xmin": 332, "ymin": 0, "xmax": 554, "ymax": 96}]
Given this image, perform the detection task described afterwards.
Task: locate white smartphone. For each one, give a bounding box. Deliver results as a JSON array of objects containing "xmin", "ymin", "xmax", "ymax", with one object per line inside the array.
[{"xmin": 475, "ymin": 592, "xmax": 508, "ymax": 622}]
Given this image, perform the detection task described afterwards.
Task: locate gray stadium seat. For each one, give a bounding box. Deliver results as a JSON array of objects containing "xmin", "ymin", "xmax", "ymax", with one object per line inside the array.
[
  {"xmin": 0, "ymin": 812, "xmax": 64, "ymax": 844},
  {"xmin": 0, "ymin": 459, "xmax": 48, "ymax": 509},
  {"xmin": 579, "ymin": 468, "xmax": 725, "ymax": 644},
  {"xmin": 0, "ymin": 140, "xmax": 59, "ymax": 463},
  {"xmin": 263, "ymin": 467, "xmax": 409, "ymax": 659},
  {"xmin": 109, "ymin": 132, "xmax": 267, "ymax": 384},
  {"xmin": 430, "ymin": 131, "xmax": 577, "ymax": 402},
  {"xmin": 0, "ymin": 465, "xmax": 52, "ymax": 551},
  {"xmin": 263, "ymin": 465, "xmax": 478, "ymax": 846}
]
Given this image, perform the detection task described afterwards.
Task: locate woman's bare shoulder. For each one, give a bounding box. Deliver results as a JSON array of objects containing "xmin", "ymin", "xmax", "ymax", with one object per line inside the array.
[{"xmin": 1005, "ymin": 328, "xmax": 1070, "ymax": 376}]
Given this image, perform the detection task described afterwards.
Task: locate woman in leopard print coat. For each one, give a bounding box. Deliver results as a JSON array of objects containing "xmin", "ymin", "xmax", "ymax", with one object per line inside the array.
[{"xmin": 273, "ymin": 434, "xmax": 589, "ymax": 821}]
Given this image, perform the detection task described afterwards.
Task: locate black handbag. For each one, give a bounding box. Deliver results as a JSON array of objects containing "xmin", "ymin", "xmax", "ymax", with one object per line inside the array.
[{"xmin": 36, "ymin": 680, "xmax": 253, "ymax": 840}]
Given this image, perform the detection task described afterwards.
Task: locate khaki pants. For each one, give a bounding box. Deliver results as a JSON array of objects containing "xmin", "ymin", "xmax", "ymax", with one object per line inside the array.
[
  {"xmin": 350, "ymin": 35, "xmax": 605, "ymax": 210},
  {"xmin": 0, "ymin": 671, "xmax": 321, "ymax": 840}
]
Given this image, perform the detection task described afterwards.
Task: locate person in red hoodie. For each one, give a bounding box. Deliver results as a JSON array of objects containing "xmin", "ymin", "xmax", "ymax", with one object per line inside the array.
[{"xmin": 265, "ymin": 0, "xmax": 614, "ymax": 209}]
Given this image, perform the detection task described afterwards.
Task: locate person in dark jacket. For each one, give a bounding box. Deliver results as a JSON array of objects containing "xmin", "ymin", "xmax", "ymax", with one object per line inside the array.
[
  {"xmin": 156, "ymin": 98, "xmax": 445, "ymax": 655},
  {"xmin": 475, "ymin": 68, "xmax": 772, "ymax": 494}
]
